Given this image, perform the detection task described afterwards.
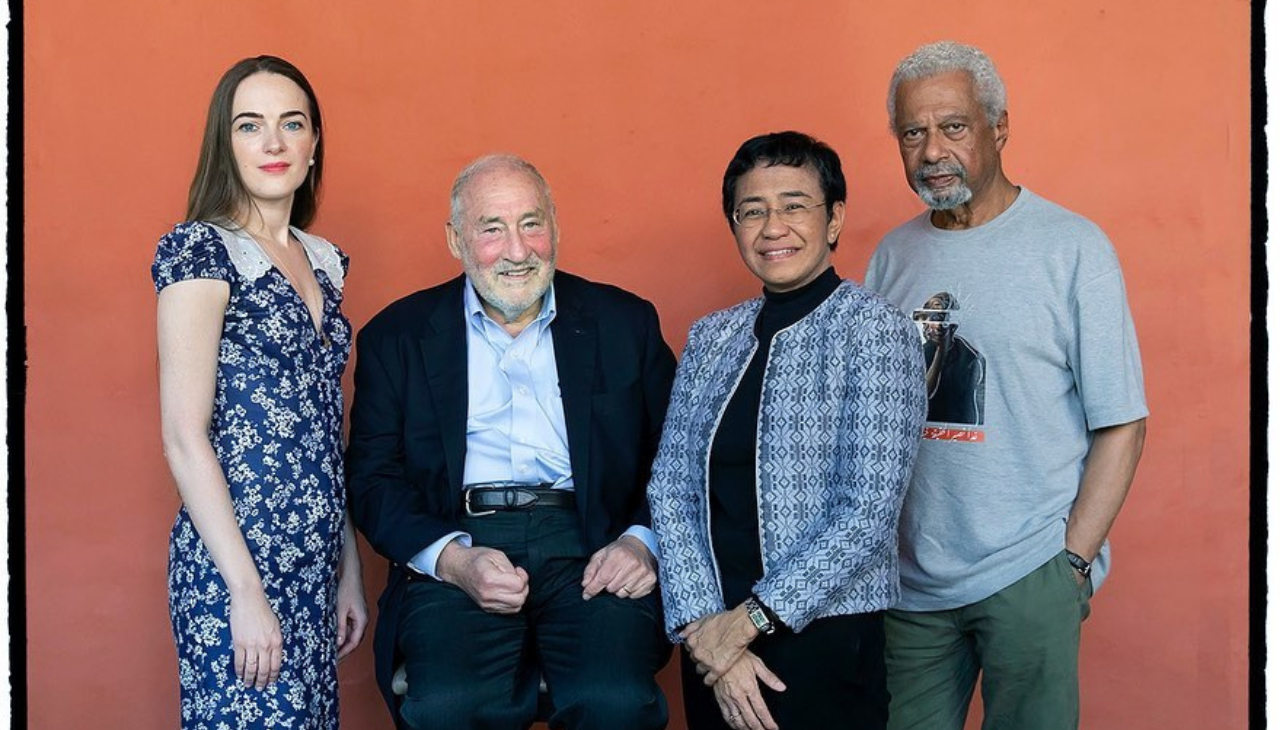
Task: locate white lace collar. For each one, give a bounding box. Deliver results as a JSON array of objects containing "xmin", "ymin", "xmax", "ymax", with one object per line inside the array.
[{"xmin": 208, "ymin": 222, "xmax": 345, "ymax": 291}]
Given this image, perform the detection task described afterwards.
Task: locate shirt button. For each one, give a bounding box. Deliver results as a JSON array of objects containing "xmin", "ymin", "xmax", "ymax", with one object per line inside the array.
[
  {"xmin": 518, "ymin": 386, "xmax": 529, "ymax": 395},
  {"xmin": 519, "ymin": 465, "xmax": 531, "ymax": 474}
]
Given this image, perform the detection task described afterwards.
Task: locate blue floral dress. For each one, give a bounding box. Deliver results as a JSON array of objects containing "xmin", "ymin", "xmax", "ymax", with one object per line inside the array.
[{"xmin": 152, "ymin": 221, "xmax": 353, "ymax": 729}]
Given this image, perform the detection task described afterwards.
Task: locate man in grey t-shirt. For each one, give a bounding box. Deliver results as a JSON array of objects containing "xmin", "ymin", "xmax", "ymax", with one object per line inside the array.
[{"xmin": 864, "ymin": 41, "xmax": 1148, "ymax": 730}]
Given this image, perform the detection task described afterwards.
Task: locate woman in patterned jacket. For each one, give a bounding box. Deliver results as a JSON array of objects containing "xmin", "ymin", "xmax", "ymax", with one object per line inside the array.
[
  {"xmin": 153, "ymin": 56, "xmax": 366, "ymax": 729},
  {"xmin": 647, "ymin": 131, "xmax": 926, "ymax": 730}
]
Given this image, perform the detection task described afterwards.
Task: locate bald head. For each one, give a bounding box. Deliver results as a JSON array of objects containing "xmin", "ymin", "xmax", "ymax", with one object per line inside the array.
[{"xmin": 449, "ymin": 154, "xmax": 556, "ymax": 229}]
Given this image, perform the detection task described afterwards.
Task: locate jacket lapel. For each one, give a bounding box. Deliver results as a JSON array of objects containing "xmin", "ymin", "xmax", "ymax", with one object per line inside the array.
[
  {"xmin": 422, "ymin": 276, "xmax": 469, "ymax": 493},
  {"xmin": 551, "ymin": 281, "xmax": 597, "ymax": 503}
]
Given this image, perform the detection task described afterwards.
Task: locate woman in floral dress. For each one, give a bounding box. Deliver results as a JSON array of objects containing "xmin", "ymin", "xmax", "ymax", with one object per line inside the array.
[{"xmin": 152, "ymin": 56, "xmax": 366, "ymax": 729}]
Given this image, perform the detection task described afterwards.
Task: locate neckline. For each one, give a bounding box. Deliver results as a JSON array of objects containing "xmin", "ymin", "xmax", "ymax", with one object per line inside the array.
[
  {"xmin": 923, "ymin": 187, "xmax": 1029, "ymax": 239},
  {"xmin": 761, "ymin": 266, "xmax": 840, "ymax": 304},
  {"xmin": 240, "ymin": 227, "xmax": 327, "ymax": 340},
  {"xmin": 755, "ymin": 267, "xmax": 841, "ymax": 339}
]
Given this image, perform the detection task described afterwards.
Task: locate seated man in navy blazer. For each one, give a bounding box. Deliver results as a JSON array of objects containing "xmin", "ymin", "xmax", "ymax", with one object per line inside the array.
[{"xmin": 347, "ymin": 154, "xmax": 675, "ymax": 730}]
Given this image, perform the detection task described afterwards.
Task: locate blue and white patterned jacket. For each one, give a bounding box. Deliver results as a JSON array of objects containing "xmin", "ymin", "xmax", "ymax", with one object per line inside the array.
[{"xmin": 648, "ymin": 281, "xmax": 926, "ymax": 639}]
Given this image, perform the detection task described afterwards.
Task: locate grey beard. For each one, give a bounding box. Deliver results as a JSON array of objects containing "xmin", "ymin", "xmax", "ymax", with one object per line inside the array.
[
  {"xmin": 914, "ymin": 164, "xmax": 973, "ymax": 210},
  {"xmin": 477, "ymin": 262, "xmax": 555, "ymax": 323},
  {"xmin": 483, "ymin": 282, "xmax": 548, "ymax": 323}
]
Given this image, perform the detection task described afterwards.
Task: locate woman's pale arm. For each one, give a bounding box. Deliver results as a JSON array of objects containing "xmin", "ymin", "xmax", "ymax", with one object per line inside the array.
[
  {"xmin": 157, "ymin": 279, "xmax": 281, "ymax": 689},
  {"xmin": 335, "ymin": 514, "xmax": 368, "ymax": 660}
]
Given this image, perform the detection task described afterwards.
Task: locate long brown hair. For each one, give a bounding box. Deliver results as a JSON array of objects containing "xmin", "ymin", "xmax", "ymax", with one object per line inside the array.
[{"xmin": 185, "ymin": 55, "xmax": 324, "ymax": 229}]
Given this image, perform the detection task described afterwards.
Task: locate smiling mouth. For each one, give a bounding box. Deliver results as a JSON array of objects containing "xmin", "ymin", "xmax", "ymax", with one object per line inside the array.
[
  {"xmin": 260, "ymin": 163, "xmax": 290, "ymax": 173},
  {"xmin": 761, "ymin": 248, "xmax": 799, "ymax": 260}
]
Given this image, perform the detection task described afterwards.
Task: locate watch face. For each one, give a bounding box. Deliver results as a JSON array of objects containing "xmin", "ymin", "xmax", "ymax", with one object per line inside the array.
[{"xmin": 745, "ymin": 600, "xmax": 773, "ymax": 633}]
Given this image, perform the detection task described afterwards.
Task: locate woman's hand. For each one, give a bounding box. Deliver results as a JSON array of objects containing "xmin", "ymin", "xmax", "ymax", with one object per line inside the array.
[
  {"xmin": 230, "ymin": 587, "xmax": 283, "ymax": 689},
  {"xmin": 335, "ymin": 564, "xmax": 369, "ymax": 661},
  {"xmin": 680, "ymin": 605, "xmax": 758, "ymax": 684},
  {"xmin": 335, "ymin": 517, "xmax": 369, "ymax": 661},
  {"xmin": 711, "ymin": 650, "xmax": 786, "ymax": 730}
]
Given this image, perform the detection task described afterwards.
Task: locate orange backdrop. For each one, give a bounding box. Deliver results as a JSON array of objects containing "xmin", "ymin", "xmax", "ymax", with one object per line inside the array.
[{"xmin": 24, "ymin": 1, "xmax": 1250, "ymax": 728}]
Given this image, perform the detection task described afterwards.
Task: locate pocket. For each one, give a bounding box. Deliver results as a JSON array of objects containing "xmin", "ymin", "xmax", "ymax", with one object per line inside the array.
[
  {"xmin": 1053, "ymin": 550, "xmax": 1079, "ymax": 591},
  {"xmin": 1057, "ymin": 550, "xmax": 1094, "ymax": 622},
  {"xmin": 1078, "ymin": 572, "xmax": 1093, "ymax": 622}
]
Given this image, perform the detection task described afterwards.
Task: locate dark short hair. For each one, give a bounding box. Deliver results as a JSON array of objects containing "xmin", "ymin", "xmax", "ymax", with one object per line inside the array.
[
  {"xmin": 721, "ymin": 131, "xmax": 847, "ymax": 248},
  {"xmin": 186, "ymin": 55, "xmax": 324, "ymax": 229}
]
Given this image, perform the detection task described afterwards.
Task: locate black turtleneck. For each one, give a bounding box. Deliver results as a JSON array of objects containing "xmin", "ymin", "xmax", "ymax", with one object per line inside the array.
[{"xmin": 708, "ymin": 266, "xmax": 842, "ymax": 607}]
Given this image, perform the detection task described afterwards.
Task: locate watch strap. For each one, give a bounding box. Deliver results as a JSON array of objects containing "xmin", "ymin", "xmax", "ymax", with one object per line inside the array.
[{"xmin": 1065, "ymin": 550, "xmax": 1092, "ymax": 577}]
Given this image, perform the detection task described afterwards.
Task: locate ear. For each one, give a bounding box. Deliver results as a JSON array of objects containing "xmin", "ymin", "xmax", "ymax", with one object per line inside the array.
[
  {"xmin": 826, "ymin": 200, "xmax": 847, "ymax": 246},
  {"xmin": 993, "ymin": 110, "xmax": 1010, "ymax": 152},
  {"xmin": 309, "ymin": 129, "xmax": 320, "ymax": 161},
  {"xmin": 445, "ymin": 222, "xmax": 464, "ymax": 261}
]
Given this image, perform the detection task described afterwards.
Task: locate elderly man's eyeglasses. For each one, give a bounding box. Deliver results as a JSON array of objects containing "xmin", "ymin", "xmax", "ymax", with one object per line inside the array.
[{"xmin": 732, "ymin": 201, "xmax": 827, "ymax": 228}]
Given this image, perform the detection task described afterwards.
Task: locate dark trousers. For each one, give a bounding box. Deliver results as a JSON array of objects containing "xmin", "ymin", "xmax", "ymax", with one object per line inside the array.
[
  {"xmin": 397, "ymin": 508, "xmax": 670, "ymax": 730},
  {"xmin": 681, "ymin": 611, "xmax": 888, "ymax": 730}
]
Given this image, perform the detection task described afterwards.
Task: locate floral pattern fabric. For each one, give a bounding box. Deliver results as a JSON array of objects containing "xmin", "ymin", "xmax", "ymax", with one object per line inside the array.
[{"xmin": 152, "ymin": 221, "xmax": 352, "ymax": 729}]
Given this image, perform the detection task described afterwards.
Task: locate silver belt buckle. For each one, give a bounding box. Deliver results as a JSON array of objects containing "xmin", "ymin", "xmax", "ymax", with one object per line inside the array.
[{"xmin": 464, "ymin": 488, "xmax": 497, "ymax": 517}]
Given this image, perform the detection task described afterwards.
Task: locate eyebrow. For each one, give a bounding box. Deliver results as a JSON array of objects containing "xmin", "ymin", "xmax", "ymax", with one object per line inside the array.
[
  {"xmin": 898, "ymin": 111, "xmax": 973, "ymax": 130},
  {"xmin": 231, "ymin": 110, "xmax": 309, "ymax": 123},
  {"xmin": 737, "ymin": 190, "xmax": 815, "ymax": 205},
  {"xmin": 475, "ymin": 208, "xmax": 546, "ymax": 224}
]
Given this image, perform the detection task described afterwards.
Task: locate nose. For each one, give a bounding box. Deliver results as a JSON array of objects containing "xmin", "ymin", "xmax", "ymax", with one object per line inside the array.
[
  {"xmin": 263, "ymin": 126, "xmax": 285, "ymax": 154},
  {"xmin": 503, "ymin": 230, "xmax": 532, "ymax": 261},
  {"xmin": 760, "ymin": 208, "xmax": 790, "ymax": 238},
  {"xmin": 922, "ymin": 129, "xmax": 948, "ymax": 164}
]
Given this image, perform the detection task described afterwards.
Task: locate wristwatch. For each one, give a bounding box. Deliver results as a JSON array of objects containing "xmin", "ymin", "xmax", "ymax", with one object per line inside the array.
[
  {"xmin": 743, "ymin": 596, "xmax": 776, "ymax": 635},
  {"xmin": 1065, "ymin": 550, "xmax": 1092, "ymax": 578}
]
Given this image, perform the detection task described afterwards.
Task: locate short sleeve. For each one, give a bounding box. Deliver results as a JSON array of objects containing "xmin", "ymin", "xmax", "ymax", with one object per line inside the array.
[
  {"xmin": 1072, "ymin": 267, "xmax": 1149, "ymax": 429},
  {"xmin": 151, "ymin": 222, "xmax": 234, "ymax": 294}
]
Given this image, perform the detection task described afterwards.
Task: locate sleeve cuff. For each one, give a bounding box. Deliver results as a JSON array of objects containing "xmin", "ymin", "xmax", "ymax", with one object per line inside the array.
[
  {"xmin": 622, "ymin": 525, "xmax": 660, "ymax": 564},
  {"xmin": 407, "ymin": 532, "xmax": 472, "ymax": 579}
]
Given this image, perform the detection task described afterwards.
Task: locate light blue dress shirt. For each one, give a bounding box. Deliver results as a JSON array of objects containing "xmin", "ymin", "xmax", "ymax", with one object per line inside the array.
[{"xmin": 409, "ymin": 278, "xmax": 658, "ymax": 578}]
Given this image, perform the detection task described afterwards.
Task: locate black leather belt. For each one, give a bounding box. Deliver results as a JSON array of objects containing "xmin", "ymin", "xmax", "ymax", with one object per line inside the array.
[{"xmin": 462, "ymin": 484, "xmax": 576, "ymax": 517}]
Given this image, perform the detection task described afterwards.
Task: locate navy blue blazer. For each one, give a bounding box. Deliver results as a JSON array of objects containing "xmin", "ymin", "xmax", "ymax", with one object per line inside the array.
[{"xmin": 345, "ymin": 271, "xmax": 676, "ymax": 712}]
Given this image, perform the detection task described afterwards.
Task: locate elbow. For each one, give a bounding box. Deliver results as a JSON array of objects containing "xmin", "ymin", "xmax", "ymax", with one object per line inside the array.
[{"xmin": 159, "ymin": 423, "xmax": 209, "ymax": 472}]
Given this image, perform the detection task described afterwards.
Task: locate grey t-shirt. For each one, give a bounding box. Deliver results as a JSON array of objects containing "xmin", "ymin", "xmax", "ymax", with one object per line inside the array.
[{"xmin": 864, "ymin": 188, "xmax": 1148, "ymax": 611}]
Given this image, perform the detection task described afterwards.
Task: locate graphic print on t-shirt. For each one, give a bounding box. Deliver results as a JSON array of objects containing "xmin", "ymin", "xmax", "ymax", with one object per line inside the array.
[{"xmin": 911, "ymin": 291, "xmax": 986, "ymax": 442}]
